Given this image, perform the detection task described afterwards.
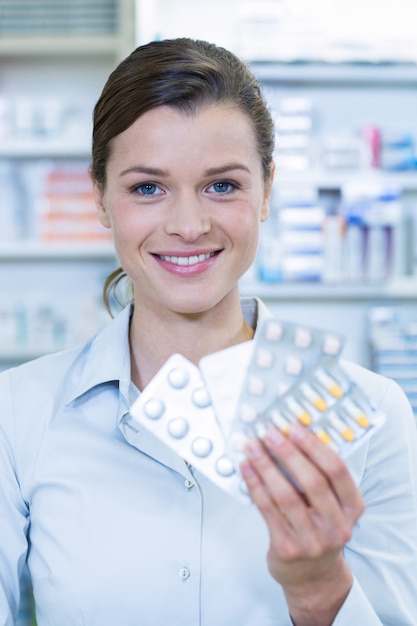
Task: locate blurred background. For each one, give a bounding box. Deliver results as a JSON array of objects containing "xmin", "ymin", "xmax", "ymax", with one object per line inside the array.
[{"xmin": 0, "ymin": 1, "xmax": 416, "ymax": 620}]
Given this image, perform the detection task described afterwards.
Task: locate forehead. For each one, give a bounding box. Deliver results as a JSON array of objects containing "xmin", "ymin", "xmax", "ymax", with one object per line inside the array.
[{"xmin": 109, "ymin": 104, "xmax": 259, "ymax": 160}]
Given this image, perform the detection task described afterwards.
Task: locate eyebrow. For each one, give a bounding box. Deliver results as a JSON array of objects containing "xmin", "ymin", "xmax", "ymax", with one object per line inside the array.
[
  {"xmin": 120, "ymin": 166, "xmax": 166, "ymax": 177},
  {"xmin": 203, "ymin": 163, "xmax": 251, "ymax": 176},
  {"xmin": 119, "ymin": 163, "xmax": 251, "ymax": 178}
]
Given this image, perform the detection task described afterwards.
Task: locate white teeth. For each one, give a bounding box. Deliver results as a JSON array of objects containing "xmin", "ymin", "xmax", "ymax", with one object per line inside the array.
[{"xmin": 159, "ymin": 252, "xmax": 214, "ymax": 266}]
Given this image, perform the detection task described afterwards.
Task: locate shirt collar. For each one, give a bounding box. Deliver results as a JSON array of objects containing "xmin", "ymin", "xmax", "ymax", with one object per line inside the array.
[
  {"xmin": 66, "ymin": 297, "xmax": 271, "ymax": 406},
  {"xmin": 65, "ymin": 304, "xmax": 132, "ymax": 405}
]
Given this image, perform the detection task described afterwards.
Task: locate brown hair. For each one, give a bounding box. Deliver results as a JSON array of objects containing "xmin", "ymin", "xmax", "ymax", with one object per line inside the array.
[{"xmin": 91, "ymin": 38, "xmax": 275, "ymax": 313}]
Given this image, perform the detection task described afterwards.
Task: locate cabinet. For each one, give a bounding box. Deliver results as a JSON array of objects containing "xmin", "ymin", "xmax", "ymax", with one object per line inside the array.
[{"xmin": 0, "ymin": 1, "xmax": 136, "ymax": 371}]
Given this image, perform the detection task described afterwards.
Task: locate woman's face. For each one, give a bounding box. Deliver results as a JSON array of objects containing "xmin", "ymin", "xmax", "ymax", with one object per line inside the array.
[{"xmin": 94, "ymin": 104, "xmax": 274, "ymax": 317}]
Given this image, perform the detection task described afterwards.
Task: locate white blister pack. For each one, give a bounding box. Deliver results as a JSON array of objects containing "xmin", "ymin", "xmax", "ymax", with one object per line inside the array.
[
  {"xmin": 128, "ymin": 353, "xmax": 251, "ymax": 504},
  {"xmin": 227, "ymin": 318, "xmax": 386, "ymax": 465},
  {"xmin": 199, "ymin": 340, "xmax": 253, "ymax": 440}
]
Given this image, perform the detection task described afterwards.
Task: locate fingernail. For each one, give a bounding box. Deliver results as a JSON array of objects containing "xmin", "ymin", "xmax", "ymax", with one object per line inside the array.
[
  {"xmin": 288, "ymin": 423, "xmax": 306, "ymax": 441},
  {"xmin": 265, "ymin": 427, "xmax": 286, "ymax": 447},
  {"xmin": 240, "ymin": 460, "xmax": 256, "ymax": 479},
  {"xmin": 245, "ymin": 438, "xmax": 263, "ymax": 459}
]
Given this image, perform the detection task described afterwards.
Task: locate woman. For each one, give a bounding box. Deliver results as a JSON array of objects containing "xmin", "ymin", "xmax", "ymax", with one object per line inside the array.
[{"xmin": 1, "ymin": 38, "xmax": 417, "ymax": 626}]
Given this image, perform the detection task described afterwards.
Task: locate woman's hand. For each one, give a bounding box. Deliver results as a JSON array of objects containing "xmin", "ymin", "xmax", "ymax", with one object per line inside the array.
[{"xmin": 240, "ymin": 423, "xmax": 365, "ymax": 626}]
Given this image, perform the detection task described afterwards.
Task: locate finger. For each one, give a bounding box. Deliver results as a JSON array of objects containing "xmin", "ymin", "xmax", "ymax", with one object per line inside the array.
[
  {"xmin": 261, "ymin": 425, "xmax": 364, "ymax": 545},
  {"xmin": 286, "ymin": 424, "xmax": 365, "ymax": 520},
  {"xmin": 240, "ymin": 457, "xmax": 315, "ymax": 569},
  {"xmin": 240, "ymin": 457, "xmax": 295, "ymax": 534},
  {"xmin": 242, "ymin": 438, "xmax": 320, "ymax": 547},
  {"xmin": 261, "ymin": 426, "xmax": 364, "ymax": 545},
  {"xmin": 260, "ymin": 428, "xmax": 347, "ymax": 528}
]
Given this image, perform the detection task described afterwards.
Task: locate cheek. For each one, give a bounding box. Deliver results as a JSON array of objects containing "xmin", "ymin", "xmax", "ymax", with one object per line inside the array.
[{"xmin": 108, "ymin": 206, "xmax": 157, "ymax": 250}]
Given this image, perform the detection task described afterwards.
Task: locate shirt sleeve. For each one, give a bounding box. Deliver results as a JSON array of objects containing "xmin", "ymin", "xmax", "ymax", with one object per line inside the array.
[
  {"xmin": 332, "ymin": 577, "xmax": 383, "ymax": 625},
  {"xmin": 335, "ymin": 371, "xmax": 417, "ymax": 625},
  {"xmin": 0, "ymin": 370, "xmax": 30, "ymax": 626}
]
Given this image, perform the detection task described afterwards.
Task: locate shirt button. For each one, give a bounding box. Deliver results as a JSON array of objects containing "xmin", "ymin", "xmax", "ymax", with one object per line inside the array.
[
  {"xmin": 184, "ymin": 479, "xmax": 194, "ymax": 489},
  {"xmin": 179, "ymin": 567, "xmax": 190, "ymax": 581}
]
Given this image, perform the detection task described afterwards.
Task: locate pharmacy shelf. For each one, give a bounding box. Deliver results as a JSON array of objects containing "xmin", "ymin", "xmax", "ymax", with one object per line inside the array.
[
  {"xmin": 0, "ymin": 140, "xmax": 91, "ymax": 159},
  {"xmin": 0, "ymin": 242, "xmax": 116, "ymax": 261},
  {"xmin": 240, "ymin": 278, "xmax": 417, "ymax": 301},
  {"xmin": 251, "ymin": 61, "xmax": 417, "ymax": 86},
  {"xmin": 273, "ymin": 169, "xmax": 417, "ymax": 191},
  {"xmin": 0, "ymin": 35, "xmax": 120, "ymax": 57}
]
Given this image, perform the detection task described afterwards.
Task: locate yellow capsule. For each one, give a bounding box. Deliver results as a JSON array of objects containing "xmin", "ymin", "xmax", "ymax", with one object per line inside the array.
[
  {"xmin": 285, "ymin": 396, "xmax": 312, "ymax": 426},
  {"xmin": 315, "ymin": 368, "xmax": 343, "ymax": 399},
  {"xmin": 300, "ymin": 382, "xmax": 327, "ymax": 412},
  {"xmin": 313, "ymin": 427, "xmax": 339, "ymax": 452},
  {"xmin": 329, "ymin": 413, "xmax": 355, "ymax": 442},
  {"xmin": 344, "ymin": 397, "xmax": 370, "ymax": 428},
  {"xmin": 355, "ymin": 414, "xmax": 370, "ymax": 428},
  {"xmin": 315, "ymin": 428, "xmax": 333, "ymax": 445},
  {"xmin": 268, "ymin": 409, "xmax": 291, "ymax": 435}
]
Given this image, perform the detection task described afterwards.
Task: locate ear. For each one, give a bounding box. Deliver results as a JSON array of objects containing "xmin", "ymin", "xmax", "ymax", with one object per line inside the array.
[
  {"xmin": 260, "ymin": 160, "xmax": 276, "ymax": 222},
  {"xmin": 92, "ymin": 180, "xmax": 112, "ymax": 229}
]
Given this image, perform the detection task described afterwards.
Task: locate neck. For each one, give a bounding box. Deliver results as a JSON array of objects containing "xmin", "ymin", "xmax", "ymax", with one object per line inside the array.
[{"xmin": 129, "ymin": 293, "xmax": 253, "ymax": 390}]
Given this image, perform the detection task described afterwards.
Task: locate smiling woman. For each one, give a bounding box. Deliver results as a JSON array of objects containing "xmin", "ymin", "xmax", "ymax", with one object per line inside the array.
[
  {"xmin": 93, "ymin": 103, "xmax": 272, "ymax": 328},
  {"xmin": 0, "ymin": 37, "xmax": 417, "ymax": 626}
]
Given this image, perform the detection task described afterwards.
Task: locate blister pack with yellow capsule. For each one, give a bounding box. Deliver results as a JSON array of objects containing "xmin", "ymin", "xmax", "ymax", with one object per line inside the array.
[
  {"xmin": 228, "ymin": 318, "xmax": 386, "ymax": 463},
  {"xmin": 128, "ymin": 317, "xmax": 385, "ymax": 505}
]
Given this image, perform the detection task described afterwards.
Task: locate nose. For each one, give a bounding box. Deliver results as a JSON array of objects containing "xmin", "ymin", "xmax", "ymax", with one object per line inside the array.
[{"xmin": 164, "ymin": 194, "xmax": 211, "ymax": 241}]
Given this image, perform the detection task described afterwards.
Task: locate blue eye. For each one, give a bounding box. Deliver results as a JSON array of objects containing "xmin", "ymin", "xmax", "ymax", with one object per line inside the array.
[
  {"xmin": 208, "ymin": 180, "xmax": 235, "ymax": 194},
  {"xmin": 135, "ymin": 183, "xmax": 162, "ymax": 195}
]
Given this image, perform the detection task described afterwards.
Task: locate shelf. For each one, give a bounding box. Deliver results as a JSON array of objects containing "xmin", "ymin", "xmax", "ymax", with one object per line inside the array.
[
  {"xmin": 0, "ymin": 35, "xmax": 119, "ymax": 57},
  {"xmin": 0, "ymin": 242, "xmax": 116, "ymax": 261},
  {"xmin": 240, "ymin": 277, "xmax": 417, "ymax": 301},
  {"xmin": 0, "ymin": 139, "xmax": 91, "ymax": 159},
  {"xmin": 251, "ymin": 61, "xmax": 417, "ymax": 86},
  {"xmin": 273, "ymin": 169, "xmax": 417, "ymax": 191}
]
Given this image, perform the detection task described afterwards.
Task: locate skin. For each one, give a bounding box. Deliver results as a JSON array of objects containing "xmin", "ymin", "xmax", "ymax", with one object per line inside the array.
[{"xmin": 93, "ymin": 103, "xmax": 365, "ymax": 625}]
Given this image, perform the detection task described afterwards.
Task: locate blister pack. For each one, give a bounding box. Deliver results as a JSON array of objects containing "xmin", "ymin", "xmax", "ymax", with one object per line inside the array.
[
  {"xmin": 227, "ymin": 318, "xmax": 385, "ymax": 466},
  {"xmin": 128, "ymin": 317, "xmax": 385, "ymax": 505},
  {"xmin": 128, "ymin": 353, "xmax": 251, "ymax": 504},
  {"xmin": 199, "ymin": 340, "xmax": 254, "ymax": 440}
]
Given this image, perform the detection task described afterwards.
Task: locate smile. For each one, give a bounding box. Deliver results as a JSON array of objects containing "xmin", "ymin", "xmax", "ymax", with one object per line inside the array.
[{"xmin": 157, "ymin": 252, "xmax": 217, "ymax": 266}]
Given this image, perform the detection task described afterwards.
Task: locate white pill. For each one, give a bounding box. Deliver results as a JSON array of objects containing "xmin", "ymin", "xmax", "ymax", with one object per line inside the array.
[
  {"xmin": 215, "ymin": 456, "xmax": 236, "ymax": 477},
  {"xmin": 192, "ymin": 387, "xmax": 211, "ymax": 408},
  {"xmin": 248, "ymin": 375, "xmax": 265, "ymax": 396},
  {"xmin": 144, "ymin": 398, "xmax": 165, "ymax": 420},
  {"xmin": 264, "ymin": 320, "xmax": 283, "ymax": 342},
  {"xmin": 322, "ymin": 335, "xmax": 342, "ymax": 356},
  {"xmin": 168, "ymin": 367, "xmax": 189, "ymax": 389},
  {"xmin": 285, "ymin": 355, "xmax": 303, "ymax": 376},
  {"xmin": 191, "ymin": 437, "xmax": 213, "ymax": 457},
  {"xmin": 294, "ymin": 327, "xmax": 312, "ymax": 349},
  {"xmin": 255, "ymin": 347, "xmax": 274, "ymax": 369},
  {"xmin": 167, "ymin": 418, "xmax": 189, "ymax": 439}
]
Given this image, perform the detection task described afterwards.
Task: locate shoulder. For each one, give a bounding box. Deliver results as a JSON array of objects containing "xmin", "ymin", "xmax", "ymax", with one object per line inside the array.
[
  {"xmin": 0, "ymin": 339, "xmax": 92, "ymax": 399},
  {"xmin": 342, "ymin": 359, "xmax": 417, "ymax": 488}
]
